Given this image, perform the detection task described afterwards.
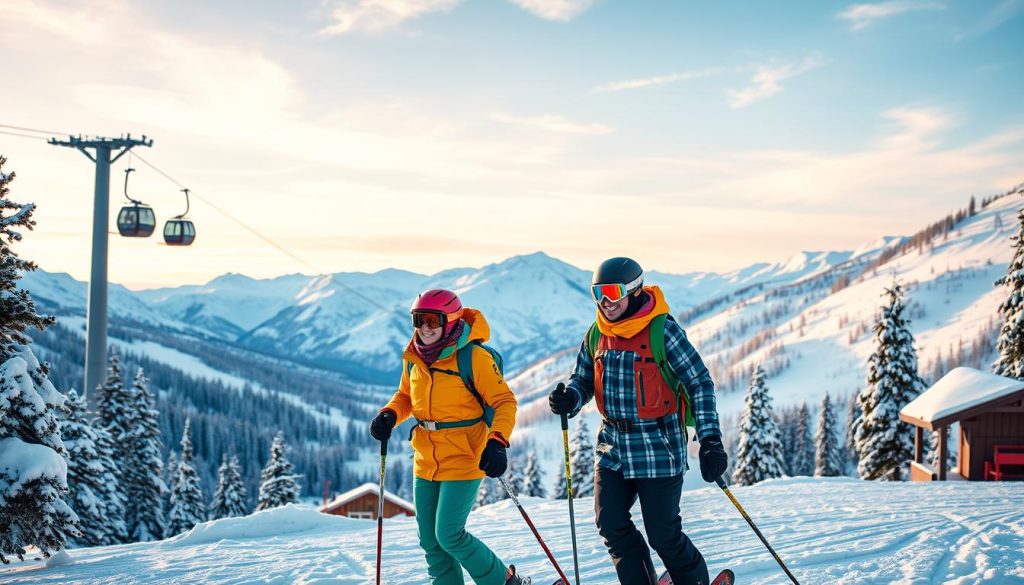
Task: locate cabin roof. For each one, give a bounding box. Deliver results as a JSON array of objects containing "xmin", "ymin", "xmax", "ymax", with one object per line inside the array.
[{"xmin": 900, "ymin": 367, "xmax": 1024, "ymax": 429}]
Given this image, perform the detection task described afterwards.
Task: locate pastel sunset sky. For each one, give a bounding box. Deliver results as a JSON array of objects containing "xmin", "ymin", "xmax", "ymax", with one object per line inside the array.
[{"xmin": 1, "ymin": 0, "xmax": 1022, "ymax": 288}]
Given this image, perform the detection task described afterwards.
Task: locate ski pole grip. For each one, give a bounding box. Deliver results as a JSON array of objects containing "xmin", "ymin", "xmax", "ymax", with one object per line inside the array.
[
  {"xmin": 715, "ymin": 475, "xmax": 727, "ymax": 489},
  {"xmin": 560, "ymin": 412, "xmax": 569, "ymax": 431},
  {"xmin": 380, "ymin": 439, "xmax": 388, "ymax": 456}
]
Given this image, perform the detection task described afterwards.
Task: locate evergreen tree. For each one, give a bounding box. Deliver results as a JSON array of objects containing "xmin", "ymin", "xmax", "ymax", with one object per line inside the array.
[
  {"xmin": 854, "ymin": 284, "xmax": 926, "ymax": 481},
  {"xmin": 0, "ymin": 157, "xmax": 79, "ymax": 562},
  {"xmin": 501, "ymin": 454, "xmax": 524, "ymax": 499},
  {"xmin": 123, "ymin": 369, "xmax": 165, "ymax": 542},
  {"xmin": 732, "ymin": 365, "xmax": 785, "ymax": 486},
  {"xmin": 474, "ymin": 477, "xmax": 499, "ymax": 509},
  {"xmin": 58, "ymin": 390, "xmax": 126, "ymax": 546},
  {"xmin": 210, "ymin": 454, "xmax": 248, "ymax": 520},
  {"xmin": 568, "ymin": 417, "xmax": 594, "ymax": 497},
  {"xmin": 255, "ymin": 432, "xmax": 301, "ymax": 511},
  {"xmin": 993, "ymin": 202, "xmax": 1024, "ymax": 379},
  {"xmin": 777, "ymin": 408, "xmax": 798, "ymax": 475},
  {"xmin": 844, "ymin": 397, "xmax": 860, "ymax": 475},
  {"xmin": 95, "ymin": 347, "xmax": 132, "ymax": 444},
  {"xmin": 927, "ymin": 429, "xmax": 956, "ymax": 473},
  {"xmin": 164, "ymin": 450, "xmax": 178, "ymax": 522},
  {"xmin": 814, "ymin": 393, "xmax": 843, "ymax": 477},
  {"xmin": 167, "ymin": 419, "xmax": 206, "ymax": 536},
  {"xmin": 792, "ymin": 402, "xmax": 814, "ymax": 476},
  {"xmin": 552, "ymin": 463, "xmax": 567, "ymax": 500},
  {"xmin": 522, "ymin": 452, "xmax": 546, "ymax": 498}
]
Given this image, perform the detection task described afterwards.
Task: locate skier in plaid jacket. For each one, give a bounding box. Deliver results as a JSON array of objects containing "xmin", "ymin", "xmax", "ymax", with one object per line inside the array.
[{"xmin": 549, "ymin": 257, "xmax": 728, "ymax": 585}]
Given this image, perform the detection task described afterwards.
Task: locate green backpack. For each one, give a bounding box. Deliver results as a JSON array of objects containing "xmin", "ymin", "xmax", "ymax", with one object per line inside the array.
[
  {"xmin": 406, "ymin": 341, "xmax": 501, "ymax": 428},
  {"xmin": 586, "ymin": 313, "xmax": 696, "ymax": 429}
]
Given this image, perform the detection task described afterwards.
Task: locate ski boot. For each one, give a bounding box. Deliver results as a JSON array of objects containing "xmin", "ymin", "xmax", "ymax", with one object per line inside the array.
[{"xmin": 505, "ymin": 565, "xmax": 532, "ymax": 585}]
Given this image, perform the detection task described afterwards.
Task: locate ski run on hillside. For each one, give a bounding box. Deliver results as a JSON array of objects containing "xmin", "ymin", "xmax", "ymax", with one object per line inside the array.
[{"xmin": 2, "ymin": 478, "xmax": 1022, "ymax": 584}]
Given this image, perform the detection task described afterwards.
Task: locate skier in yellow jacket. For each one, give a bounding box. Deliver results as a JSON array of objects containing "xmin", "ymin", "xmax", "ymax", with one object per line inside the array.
[{"xmin": 370, "ymin": 289, "xmax": 530, "ymax": 585}]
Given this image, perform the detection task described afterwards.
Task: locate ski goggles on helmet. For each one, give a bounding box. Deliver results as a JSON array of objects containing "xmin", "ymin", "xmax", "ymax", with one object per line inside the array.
[{"xmin": 591, "ymin": 274, "xmax": 644, "ymax": 303}]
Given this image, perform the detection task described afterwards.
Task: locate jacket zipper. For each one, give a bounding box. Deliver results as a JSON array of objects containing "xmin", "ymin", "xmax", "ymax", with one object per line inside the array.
[
  {"xmin": 638, "ymin": 370, "xmax": 647, "ymax": 408},
  {"xmin": 427, "ymin": 368, "xmax": 439, "ymax": 480}
]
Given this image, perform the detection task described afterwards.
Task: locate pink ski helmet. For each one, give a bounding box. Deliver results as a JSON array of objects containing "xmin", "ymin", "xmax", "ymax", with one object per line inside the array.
[{"xmin": 411, "ymin": 289, "xmax": 464, "ymax": 334}]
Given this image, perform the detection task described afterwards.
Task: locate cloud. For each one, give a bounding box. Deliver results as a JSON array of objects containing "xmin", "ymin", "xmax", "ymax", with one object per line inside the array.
[
  {"xmin": 595, "ymin": 68, "xmax": 727, "ymax": 92},
  {"xmin": 837, "ymin": 1, "xmax": 945, "ymax": 31},
  {"xmin": 725, "ymin": 55, "xmax": 827, "ymax": 108},
  {"xmin": 490, "ymin": 113, "xmax": 613, "ymax": 135},
  {"xmin": 504, "ymin": 0, "xmax": 595, "ymax": 21},
  {"xmin": 318, "ymin": 0, "xmax": 462, "ymax": 36}
]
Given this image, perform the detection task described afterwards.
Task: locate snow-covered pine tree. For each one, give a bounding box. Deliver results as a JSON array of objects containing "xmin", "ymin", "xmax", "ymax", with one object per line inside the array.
[
  {"xmin": 123, "ymin": 368, "xmax": 165, "ymax": 542},
  {"xmin": 164, "ymin": 450, "xmax": 178, "ymax": 522},
  {"xmin": 814, "ymin": 393, "xmax": 843, "ymax": 477},
  {"xmin": 792, "ymin": 402, "xmax": 814, "ymax": 476},
  {"xmin": 568, "ymin": 417, "xmax": 594, "ymax": 497},
  {"xmin": 522, "ymin": 452, "xmax": 546, "ymax": 498},
  {"xmin": 58, "ymin": 390, "xmax": 126, "ymax": 546},
  {"xmin": 167, "ymin": 418, "xmax": 206, "ymax": 536},
  {"xmin": 255, "ymin": 432, "xmax": 301, "ymax": 511},
  {"xmin": 854, "ymin": 284, "xmax": 926, "ymax": 481},
  {"xmin": 993, "ymin": 202, "xmax": 1024, "ymax": 379},
  {"xmin": 777, "ymin": 408, "xmax": 797, "ymax": 475},
  {"xmin": 731, "ymin": 365, "xmax": 785, "ymax": 486},
  {"xmin": 474, "ymin": 477, "xmax": 498, "ymax": 509},
  {"xmin": 844, "ymin": 396, "xmax": 860, "ymax": 475},
  {"xmin": 0, "ymin": 157, "xmax": 79, "ymax": 562},
  {"xmin": 927, "ymin": 429, "xmax": 957, "ymax": 473},
  {"xmin": 210, "ymin": 454, "xmax": 248, "ymax": 520},
  {"xmin": 95, "ymin": 347, "xmax": 132, "ymax": 445},
  {"xmin": 552, "ymin": 463, "xmax": 567, "ymax": 499}
]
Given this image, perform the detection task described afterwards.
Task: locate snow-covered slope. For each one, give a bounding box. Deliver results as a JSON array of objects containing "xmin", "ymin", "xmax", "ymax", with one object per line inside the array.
[{"xmin": 4, "ymin": 478, "xmax": 1021, "ymax": 584}]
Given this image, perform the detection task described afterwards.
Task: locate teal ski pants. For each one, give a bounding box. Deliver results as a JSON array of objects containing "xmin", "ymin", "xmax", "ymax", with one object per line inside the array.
[{"xmin": 414, "ymin": 477, "xmax": 507, "ymax": 585}]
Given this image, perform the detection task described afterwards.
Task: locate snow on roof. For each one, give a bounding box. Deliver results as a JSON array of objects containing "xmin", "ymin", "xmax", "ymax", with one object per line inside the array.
[
  {"xmin": 321, "ymin": 482, "xmax": 415, "ymax": 512},
  {"xmin": 900, "ymin": 366, "xmax": 1024, "ymax": 426}
]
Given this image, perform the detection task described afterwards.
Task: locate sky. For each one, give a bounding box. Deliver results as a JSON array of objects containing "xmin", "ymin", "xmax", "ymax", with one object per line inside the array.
[{"xmin": 1, "ymin": 0, "xmax": 1022, "ymax": 289}]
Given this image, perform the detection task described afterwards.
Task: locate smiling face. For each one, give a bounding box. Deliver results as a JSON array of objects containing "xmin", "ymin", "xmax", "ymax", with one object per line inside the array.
[
  {"xmin": 417, "ymin": 321, "xmax": 443, "ymax": 344},
  {"xmin": 598, "ymin": 291, "xmax": 635, "ymax": 321}
]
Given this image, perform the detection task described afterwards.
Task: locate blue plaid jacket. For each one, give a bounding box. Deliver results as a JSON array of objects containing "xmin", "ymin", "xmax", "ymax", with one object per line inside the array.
[{"xmin": 566, "ymin": 318, "xmax": 721, "ymax": 479}]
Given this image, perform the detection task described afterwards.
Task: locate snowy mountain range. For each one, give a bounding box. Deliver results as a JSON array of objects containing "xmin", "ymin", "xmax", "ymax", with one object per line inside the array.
[{"xmin": 21, "ymin": 244, "xmax": 885, "ymax": 384}]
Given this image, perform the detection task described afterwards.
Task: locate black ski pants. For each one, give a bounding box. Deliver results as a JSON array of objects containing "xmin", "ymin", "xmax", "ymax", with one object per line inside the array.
[{"xmin": 594, "ymin": 467, "xmax": 710, "ymax": 585}]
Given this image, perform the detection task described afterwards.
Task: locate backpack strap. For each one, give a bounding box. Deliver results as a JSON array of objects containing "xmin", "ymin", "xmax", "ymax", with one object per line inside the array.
[
  {"xmin": 455, "ymin": 342, "xmax": 496, "ymax": 427},
  {"xmin": 650, "ymin": 314, "xmax": 696, "ymax": 430},
  {"xmin": 586, "ymin": 322, "xmax": 601, "ymax": 359}
]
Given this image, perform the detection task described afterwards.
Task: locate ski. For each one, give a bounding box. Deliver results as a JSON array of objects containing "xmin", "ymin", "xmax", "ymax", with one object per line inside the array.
[{"xmin": 658, "ymin": 568, "xmax": 735, "ymax": 585}]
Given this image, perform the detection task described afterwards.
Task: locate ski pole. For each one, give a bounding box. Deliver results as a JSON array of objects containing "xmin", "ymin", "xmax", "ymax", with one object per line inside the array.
[
  {"xmin": 497, "ymin": 477, "xmax": 570, "ymax": 585},
  {"xmin": 376, "ymin": 440, "xmax": 388, "ymax": 585},
  {"xmin": 561, "ymin": 413, "xmax": 581, "ymax": 585},
  {"xmin": 714, "ymin": 476, "xmax": 800, "ymax": 585}
]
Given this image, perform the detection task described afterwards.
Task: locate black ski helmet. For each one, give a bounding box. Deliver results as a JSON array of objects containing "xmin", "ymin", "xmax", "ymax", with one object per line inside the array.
[{"xmin": 593, "ymin": 257, "xmax": 644, "ymax": 289}]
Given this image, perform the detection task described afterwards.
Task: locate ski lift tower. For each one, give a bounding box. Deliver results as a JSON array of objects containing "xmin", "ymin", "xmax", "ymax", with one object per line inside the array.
[{"xmin": 48, "ymin": 134, "xmax": 153, "ymax": 400}]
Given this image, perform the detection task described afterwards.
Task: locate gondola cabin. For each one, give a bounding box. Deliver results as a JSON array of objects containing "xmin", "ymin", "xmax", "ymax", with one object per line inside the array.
[
  {"xmin": 163, "ymin": 219, "xmax": 195, "ymax": 246},
  {"xmin": 900, "ymin": 367, "xmax": 1024, "ymax": 481},
  {"xmin": 116, "ymin": 203, "xmax": 156, "ymax": 237}
]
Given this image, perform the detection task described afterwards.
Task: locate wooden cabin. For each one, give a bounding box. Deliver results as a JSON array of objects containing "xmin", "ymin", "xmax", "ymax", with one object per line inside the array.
[
  {"xmin": 321, "ymin": 483, "xmax": 415, "ymax": 520},
  {"xmin": 899, "ymin": 367, "xmax": 1024, "ymax": 481}
]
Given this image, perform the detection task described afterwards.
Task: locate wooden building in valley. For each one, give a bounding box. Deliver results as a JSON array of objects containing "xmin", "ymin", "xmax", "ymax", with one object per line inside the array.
[
  {"xmin": 900, "ymin": 367, "xmax": 1024, "ymax": 481},
  {"xmin": 321, "ymin": 483, "xmax": 415, "ymax": 520}
]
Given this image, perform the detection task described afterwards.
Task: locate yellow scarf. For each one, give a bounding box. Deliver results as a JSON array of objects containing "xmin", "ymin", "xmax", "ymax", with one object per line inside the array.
[{"xmin": 595, "ymin": 285, "xmax": 671, "ymax": 339}]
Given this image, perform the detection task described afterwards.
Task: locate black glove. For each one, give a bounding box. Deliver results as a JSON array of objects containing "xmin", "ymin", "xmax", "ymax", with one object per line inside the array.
[
  {"xmin": 698, "ymin": 436, "xmax": 728, "ymax": 483},
  {"xmin": 369, "ymin": 410, "xmax": 397, "ymax": 442},
  {"xmin": 478, "ymin": 439, "xmax": 507, "ymax": 478},
  {"xmin": 548, "ymin": 383, "xmax": 580, "ymax": 417}
]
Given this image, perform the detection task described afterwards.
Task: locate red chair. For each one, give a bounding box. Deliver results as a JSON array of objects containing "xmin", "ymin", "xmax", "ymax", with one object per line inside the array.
[{"xmin": 984, "ymin": 444, "xmax": 1024, "ymax": 480}]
